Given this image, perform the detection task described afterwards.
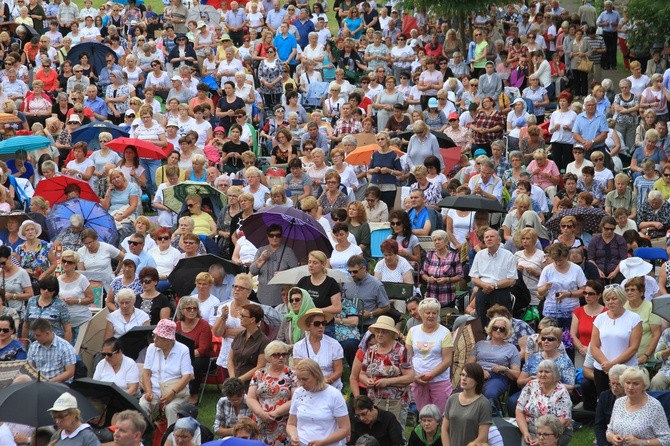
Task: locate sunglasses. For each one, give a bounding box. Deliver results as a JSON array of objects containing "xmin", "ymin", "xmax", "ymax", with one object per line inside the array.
[
  {"xmin": 311, "ymin": 320, "xmax": 327, "ymax": 327},
  {"xmin": 128, "ymin": 240, "xmax": 143, "ymax": 246},
  {"xmin": 491, "ymin": 326, "xmax": 506, "ymax": 332},
  {"xmin": 271, "ymin": 352, "xmax": 289, "ymax": 358},
  {"xmin": 183, "ymin": 306, "xmax": 198, "ymax": 311},
  {"xmin": 61, "ymin": 259, "xmax": 76, "ymax": 265},
  {"xmin": 40, "ymin": 287, "xmax": 56, "ymax": 292},
  {"xmin": 560, "ymin": 224, "xmax": 573, "ymax": 229},
  {"xmin": 541, "ymin": 336, "xmax": 557, "ymax": 342},
  {"xmin": 390, "ymin": 221, "xmax": 402, "ymax": 226},
  {"xmin": 584, "ymin": 291, "xmax": 598, "ymax": 296},
  {"xmin": 0, "ymin": 328, "xmax": 10, "ymax": 333},
  {"xmin": 187, "ymin": 203, "xmax": 196, "ymax": 208},
  {"xmin": 602, "ymin": 226, "xmax": 615, "ymax": 231},
  {"xmin": 156, "ymin": 236, "xmax": 170, "ymax": 241},
  {"xmin": 233, "ymin": 285, "xmax": 250, "ymax": 291},
  {"xmin": 183, "ymin": 241, "xmax": 196, "ymax": 245},
  {"xmin": 100, "ymin": 350, "xmax": 118, "ymax": 357},
  {"xmin": 268, "ymin": 233, "xmax": 282, "ymax": 239},
  {"xmin": 141, "ymin": 279, "xmax": 154, "ymax": 284},
  {"xmin": 289, "ymin": 298, "xmax": 302, "ymax": 304}
]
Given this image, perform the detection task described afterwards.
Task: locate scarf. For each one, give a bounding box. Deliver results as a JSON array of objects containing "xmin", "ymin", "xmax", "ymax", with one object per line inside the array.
[{"xmin": 285, "ymin": 288, "xmax": 314, "ymax": 344}]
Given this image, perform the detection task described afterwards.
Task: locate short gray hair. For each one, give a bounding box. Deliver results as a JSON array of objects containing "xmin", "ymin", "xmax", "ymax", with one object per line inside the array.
[
  {"xmin": 648, "ymin": 190, "xmax": 664, "ymax": 202},
  {"xmin": 608, "ymin": 364, "xmax": 628, "ymax": 379},
  {"xmin": 537, "ymin": 359, "xmax": 561, "ymax": 382},
  {"xmin": 418, "ymin": 297, "xmax": 441, "ymax": 317},
  {"xmin": 418, "ymin": 404, "xmax": 442, "ymax": 421},
  {"xmin": 69, "ymin": 214, "xmax": 84, "ymax": 227},
  {"xmin": 115, "ymin": 288, "xmax": 136, "ymax": 304},
  {"xmin": 342, "ymin": 135, "xmax": 357, "ymax": 146},
  {"xmin": 620, "ymin": 366, "xmax": 650, "ymax": 389},
  {"xmin": 431, "ymin": 230, "xmax": 448, "ymax": 241},
  {"xmin": 265, "ymin": 340, "xmax": 290, "ymax": 356},
  {"xmin": 583, "ymin": 95, "xmax": 596, "ymax": 105},
  {"xmin": 535, "ymin": 414, "xmax": 564, "ymax": 437}
]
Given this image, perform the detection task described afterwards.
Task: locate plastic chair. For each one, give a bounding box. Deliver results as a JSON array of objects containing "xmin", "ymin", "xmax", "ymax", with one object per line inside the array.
[
  {"xmin": 634, "ymin": 247, "xmax": 668, "ymax": 271},
  {"xmin": 370, "ymin": 228, "xmax": 392, "ymax": 258}
]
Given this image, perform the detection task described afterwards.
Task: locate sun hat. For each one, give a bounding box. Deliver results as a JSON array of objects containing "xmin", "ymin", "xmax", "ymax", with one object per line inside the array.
[
  {"xmin": 297, "ymin": 308, "xmax": 333, "ymax": 331},
  {"xmin": 153, "ymin": 319, "xmax": 176, "ymax": 340},
  {"xmin": 219, "ymin": 33, "xmax": 232, "ymax": 42},
  {"xmin": 368, "ymin": 315, "xmax": 400, "ymax": 335},
  {"xmin": 67, "ymin": 115, "xmax": 81, "ymax": 124},
  {"xmin": 619, "ymin": 257, "xmax": 653, "ymax": 279},
  {"xmin": 427, "ymin": 97, "xmax": 438, "ymax": 108},
  {"xmin": 473, "ymin": 148, "xmax": 487, "ymax": 158},
  {"xmin": 48, "ymin": 392, "xmax": 78, "ymax": 412},
  {"xmin": 197, "ymin": 21, "xmax": 207, "ymax": 29},
  {"xmin": 18, "ymin": 220, "xmax": 42, "ymax": 239}
]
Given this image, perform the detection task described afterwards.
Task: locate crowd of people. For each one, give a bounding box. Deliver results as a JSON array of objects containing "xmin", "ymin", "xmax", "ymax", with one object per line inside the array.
[{"xmin": 1, "ymin": 0, "xmax": 670, "ymax": 444}]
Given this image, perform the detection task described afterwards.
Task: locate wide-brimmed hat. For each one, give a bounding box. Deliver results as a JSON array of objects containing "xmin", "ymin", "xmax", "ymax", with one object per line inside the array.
[
  {"xmin": 18, "ymin": 220, "xmax": 42, "ymax": 239},
  {"xmin": 368, "ymin": 315, "xmax": 400, "ymax": 335},
  {"xmin": 219, "ymin": 33, "xmax": 232, "ymax": 42},
  {"xmin": 153, "ymin": 319, "xmax": 176, "ymax": 340},
  {"xmin": 619, "ymin": 257, "xmax": 653, "ymax": 279},
  {"xmin": 48, "ymin": 392, "xmax": 78, "ymax": 411},
  {"xmin": 297, "ymin": 308, "xmax": 333, "ymax": 331},
  {"xmin": 173, "ymin": 33, "xmax": 188, "ymax": 44}
]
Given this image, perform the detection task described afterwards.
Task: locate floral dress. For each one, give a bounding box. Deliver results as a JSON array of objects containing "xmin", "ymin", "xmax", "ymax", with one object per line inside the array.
[
  {"xmin": 17, "ymin": 240, "xmax": 51, "ymax": 276},
  {"xmin": 361, "ymin": 340, "xmax": 412, "ymax": 409},
  {"xmin": 249, "ymin": 367, "xmax": 297, "ymax": 446},
  {"xmin": 257, "ymin": 60, "xmax": 284, "ymax": 96},
  {"xmin": 516, "ymin": 379, "xmax": 572, "ymax": 425},
  {"xmin": 335, "ymin": 298, "xmax": 360, "ymax": 342}
]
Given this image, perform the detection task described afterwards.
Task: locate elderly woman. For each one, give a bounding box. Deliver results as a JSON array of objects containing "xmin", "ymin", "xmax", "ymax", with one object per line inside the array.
[
  {"xmin": 48, "ymin": 392, "xmax": 101, "ymax": 446},
  {"xmin": 467, "ymin": 316, "xmax": 521, "ymax": 414},
  {"xmin": 148, "ymin": 227, "xmax": 182, "ymax": 291},
  {"xmin": 591, "ymin": 284, "xmax": 643, "ymax": 397},
  {"xmin": 637, "ymin": 189, "xmax": 670, "ymax": 237},
  {"xmin": 293, "ymin": 308, "xmax": 343, "ymax": 389},
  {"xmin": 360, "ymin": 315, "xmax": 414, "ymax": 427},
  {"xmin": 527, "ymin": 148, "xmax": 560, "ymax": 200},
  {"xmin": 171, "ymin": 216, "xmax": 206, "ymax": 255},
  {"xmin": 403, "ymin": 403, "xmax": 440, "ymax": 446},
  {"xmin": 554, "ymin": 216, "xmax": 583, "ymax": 249},
  {"xmin": 183, "ymin": 194, "xmax": 216, "ymax": 237},
  {"xmin": 471, "ymin": 96, "xmax": 505, "ymax": 156},
  {"xmin": 594, "ymin": 364, "xmax": 629, "ymax": 445},
  {"xmin": 287, "ymin": 358, "xmax": 350, "ymax": 446},
  {"xmin": 16, "ymin": 220, "xmax": 56, "ymax": 281},
  {"xmin": 105, "ymin": 258, "xmax": 143, "ymax": 312},
  {"xmin": 502, "ymin": 194, "xmax": 535, "ymax": 241},
  {"xmin": 515, "ymin": 360, "xmax": 573, "ymax": 446},
  {"xmin": 101, "ymin": 168, "xmax": 140, "ymax": 240},
  {"xmin": 0, "ymin": 314, "xmax": 24, "ymax": 361},
  {"xmin": 76, "ymin": 228, "xmax": 124, "ymax": 284},
  {"xmin": 139, "ymin": 319, "xmax": 194, "ymax": 426},
  {"xmin": 406, "ymin": 298, "xmax": 454, "ymax": 414},
  {"xmin": 419, "ymin": 231, "xmax": 463, "ymax": 308},
  {"xmin": 190, "ymin": 272, "xmax": 220, "ymax": 323},
  {"xmin": 406, "ymin": 121, "xmax": 442, "ymax": 171},
  {"xmin": 537, "ymin": 243, "xmax": 587, "ymax": 332},
  {"xmin": 58, "ymin": 250, "xmax": 93, "ymax": 343},
  {"xmin": 247, "ymin": 340, "xmax": 297, "ymax": 445},
  {"xmin": 624, "ymin": 277, "xmax": 662, "ymax": 364},
  {"xmin": 587, "ymin": 216, "xmax": 628, "ymax": 283},
  {"xmin": 630, "ymin": 130, "xmax": 667, "ymax": 178},
  {"xmin": 22, "ymin": 277, "xmax": 71, "ymax": 342},
  {"xmin": 228, "ymin": 303, "xmax": 269, "ymax": 387},
  {"xmin": 442, "ymin": 363, "xmax": 491, "ymax": 446},
  {"xmin": 23, "ymin": 80, "xmax": 53, "ymax": 127},
  {"xmin": 104, "ymin": 288, "xmax": 150, "ymax": 339},
  {"xmin": 93, "ymin": 337, "xmax": 140, "ymax": 396},
  {"xmin": 369, "ymin": 131, "xmax": 403, "ymax": 211},
  {"xmin": 176, "ymin": 296, "xmax": 212, "ymax": 405},
  {"xmin": 640, "ymin": 73, "xmax": 670, "ymax": 122},
  {"xmin": 607, "ymin": 367, "xmax": 670, "ymax": 445},
  {"xmin": 243, "ymin": 167, "xmax": 270, "ymax": 211},
  {"xmin": 517, "ymin": 326, "xmax": 576, "ymax": 390},
  {"xmin": 318, "ymin": 171, "xmax": 349, "ymax": 216},
  {"xmin": 250, "ymin": 224, "xmax": 298, "ymax": 307},
  {"xmin": 105, "ymin": 70, "xmax": 130, "ymax": 124},
  {"xmin": 523, "ymin": 74, "xmax": 550, "ymax": 124}
]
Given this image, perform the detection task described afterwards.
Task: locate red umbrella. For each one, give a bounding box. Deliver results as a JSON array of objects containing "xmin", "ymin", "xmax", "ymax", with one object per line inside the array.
[
  {"xmin": 34, "ymin": 176, "xmax": 100, "ymax": 204},
  {"xmin": 106, "ymin": 137, "xmax": 173, "ymax": 160},
  {"xmin": 440, "ymin": 147, "xmax": 464, "ymax": 174}
]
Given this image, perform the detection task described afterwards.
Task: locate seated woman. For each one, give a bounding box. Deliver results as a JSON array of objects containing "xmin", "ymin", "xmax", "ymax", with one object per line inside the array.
[
  {"xmin": 22, "ymin": 276, "xmax": 72, "ymax": 343},
  {"xmin": 328, "ymin": 222, "xmax": 363, "ymax": 276},
  {"xmin": 148, "ymin": 227, "xmax": 182, "ymax": 292},
  {"xmin": 104, "ymin": 288, "xmax": 150, "ymax": 339},
  {"xmin": 184, "ymin": 194, "xmax": 216, "ymax": 237},
  {"xmin": 176, "ymin": 296, "xmax": 213, "ymax": 405},
  {"xmin": 77, "ymin": 229, "xmax": 124, "ymax": 285},
  {"xmin": 0, "ymin": 315, "xmax": 26, "ymax": 360},
  {"xmin": 467, "ymin": 316, "xmax": 521, "ymax": 414},
  {"xmin": 515, "ymin": 359, "xmax": 573, "ymax": 446},
  {"xmin": 637, "ymin": 189, "xmax": 670, "ymax": 238},
  {"xmin": 171, "ymin": 216, "xmax": 207, "ymax": 255},
  {"xmin": 16, "ymin": 220, "xmax": 56, "ymax": 282},
  {"xmin": 293, "ymin": 308, "xmax": 343, "ymax": 389},
  {"xmin": 101, "ymin": 168, "xmax": 141, "ymax": 240},
  {"xmin": 105, "ymin": 258, "xmax": 143, "ymax": 312},
  {"xmin": 92, "ymin": 337, "xmax": 140, "ymax": 396},
  {"xmin": 607, "ymin": 366, "xmax": 670, "ymax": 446}
]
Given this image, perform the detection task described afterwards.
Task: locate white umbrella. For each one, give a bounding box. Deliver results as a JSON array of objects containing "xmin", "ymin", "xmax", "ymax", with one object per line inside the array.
[{"xmin": 268, "ymin": 265, "xmax": 352, "ymax": 286}]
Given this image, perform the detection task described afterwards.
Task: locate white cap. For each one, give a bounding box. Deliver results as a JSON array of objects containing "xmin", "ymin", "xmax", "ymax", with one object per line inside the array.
[
  {"xmin": 67, "ymin": 115, "xmax": 81, "ymax": 123},
  {"xmin": 48, "ymin": 393, "xmax": 78, "ymax": 412},
  {"xmin": 125, "ymin": 109, "xmax": 136, "ymax": 116},
  {"xmin": 167, "ymin": 119, "xmax": 179, "ymax": 127},
  {"xmin": 171, "ymin": 75, "xmax": 182, "ymax": 82}
]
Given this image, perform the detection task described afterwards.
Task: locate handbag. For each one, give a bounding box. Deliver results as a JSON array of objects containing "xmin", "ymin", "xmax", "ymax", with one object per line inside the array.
[{"xmin": 576, "ymin": 57, "xmax": 594, "ymax": 73}]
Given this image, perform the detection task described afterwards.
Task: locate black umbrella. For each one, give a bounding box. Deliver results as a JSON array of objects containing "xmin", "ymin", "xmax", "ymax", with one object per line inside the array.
[
  {"xmin": 66, "ymin": 42, "xmax": 117, "ymax": 76},
  {"xmin": 71, "ymin": 378, "xmax": 151, "ymax": 427},
  {"xmin": 438, "ymin": 195, "xmax": 507, "ymax": 213},
  {"xmin": 399, "ymin": 129, "xmax": 456, "ymax": 148},
  {"xmin": 5, "ymin": 22, "xmax": 39, "ymax": 39},
  {"xmin": 544, "ymin": 206, "xmax": 607, "ymax": 238},
  {"xmin": 168, "ymin": 254, "xmax": 241, "ymax": 297},
  {"xmin": 118, "ymin": 325, "xmax": 195, "ymax": 364},
  {"xmin": 0, "ymin": 379, "xmax": 98, "ymax": 427}
]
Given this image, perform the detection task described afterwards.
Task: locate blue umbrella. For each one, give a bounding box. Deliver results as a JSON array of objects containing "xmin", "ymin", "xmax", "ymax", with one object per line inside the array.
[
  {"xmin": 71, "ymin": 122, "xmax": 129, "ymax": 151},
  {"xmin": 46, "ymin": 198, "xmax": 118, "ymax": 245},
  {"xmin": 203, "ymin": 439, "xmax": 266, "ymax": 446},
  {"xmin": 66, "ymin": 42, "xmax": 117, "ymax": 77},
  {"xmin": 200, "ymin": 75, "xmax": 220, "ymax": 92},
  {"xmin": 0, "ymin": 136, "xmax": 51, "ymax": 154}
]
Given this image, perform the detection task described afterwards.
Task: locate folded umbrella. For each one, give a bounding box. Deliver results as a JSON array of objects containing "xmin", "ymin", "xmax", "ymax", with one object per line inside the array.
[
  {"xmin": 46, "ymin": 198, "xmax": 118, "ymax": 245},
  {"xmin": 344, "ymin": 144, "xmax": 404, "ymax": 166},
  {"xmin": 268, "ymin": 265, "xmax": 352, "ymax": 286},
  {"xmin": 653, "ymin": 295, "xmax": 670, "ymax": 324},
  {"xmin": 71, "ymin": 121, "xmax": 129, "ymax": 151},
  {"xmin": 0, "ymin": 379, "xmax": 98, "ymax": 427},
  {"xmin": 168, "ymin": 254, "xmax": 241, "ymax": 297},
  {"xmin": 0, "ymin": 136, "xmax": 51, "ymax": 155},
  {"xmin": 34, "ymin": 176, "xmax": 99, "ymax": 205},
  {"xmin": 107, "ymin": 137, "xmax": 172, "ymax": 160},
  {"xmin": 241, "ymin": 206, "xmax": 332, "ymax": 262}
]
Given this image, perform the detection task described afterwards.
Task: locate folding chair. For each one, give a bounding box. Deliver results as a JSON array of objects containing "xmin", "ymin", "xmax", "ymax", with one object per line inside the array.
[{"xmin": 199, "ymin": 334, "xmax": 224, "ymax": 402}]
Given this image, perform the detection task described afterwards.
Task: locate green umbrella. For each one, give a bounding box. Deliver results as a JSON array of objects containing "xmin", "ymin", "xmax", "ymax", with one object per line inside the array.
[{"xmin": 162, "ymin": 181, "xmax": 227, "ymax": 214}]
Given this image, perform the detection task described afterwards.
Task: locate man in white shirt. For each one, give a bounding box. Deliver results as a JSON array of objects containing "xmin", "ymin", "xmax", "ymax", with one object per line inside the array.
[
  {"xmin": 78, "ymin": 0, "xmax": 97, "ymax": 21},
  {"xmin": 469, "ymin": 228, "xmax": 518, "ymax": 326}
]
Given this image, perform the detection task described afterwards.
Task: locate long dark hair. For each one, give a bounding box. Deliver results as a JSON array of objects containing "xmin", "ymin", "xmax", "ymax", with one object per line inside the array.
[{"xmin": 389, "ymin": 209, "xmax": 412, "ymax": 248}]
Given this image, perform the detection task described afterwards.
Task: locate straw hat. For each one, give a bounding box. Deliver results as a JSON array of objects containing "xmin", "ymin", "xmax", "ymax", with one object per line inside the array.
[
  {"xmin": 297, "ymin": 308, "xmax": 333, "ymax": 331},
  {"xmin": 368, "ymin": 315, "xmax": 400, "ymax": 335}
]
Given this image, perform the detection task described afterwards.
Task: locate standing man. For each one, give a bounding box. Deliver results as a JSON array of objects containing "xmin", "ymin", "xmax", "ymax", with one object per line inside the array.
[
  {"xmin": 274, "ymin": 22, "xmax": 298, "ymax": 75},
  {"xmin": 596, "ymin": 1, "xmax": 620, "ymax": 70},
  {"xmin": 578, "ymin": 0, "xmax": 597, "ymax": 28},
  {"xmin": 469, "ymin": 228, "xmax": 518, "ymax": 326},
  {"xmin": 57, "ymin": 0, "xmax": 78, "ymax": 37},
  {"xmin": 572, "ymin": 95, "xmax": 609, "ymax": 161},
  {"xmin": 265, "ymin": 0, "xmax": 286, "ymax": 35},
  {"xmin": 224, "ymin": 2, "xmax": 248, "ymax": 47},
  {"xmin": 293, "ymin": 7, "xmax": 315, "ymax": 49}
]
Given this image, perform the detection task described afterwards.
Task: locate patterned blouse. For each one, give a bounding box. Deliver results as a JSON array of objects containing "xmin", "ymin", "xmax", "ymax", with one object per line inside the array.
[
  {"xmin": 105, "ymin": 83, "xmax": 131, "ymax": 114},
  {"xmin": 361, "ymin": 340, "xmax": 413, "ymax": 407},
  {"xmin": 409, "ymin": 181, "xmax": 442, "ymax": 207},
  {"xmin": 335, "ymin": 298, "xmax": 361, "ymax": 343},
  {"xmin": 607, "ymin": 396, "xmax": 670, "ymax": 444},
  {"xmin": 637, "ymin": 201, "xmax": 670, "ymax": 230},
  {"xmin": 420, "ymin": 250, "xmax": 463, "ymax": 306},
  {"xmin": 257, "ymin": 60, "xmax": 284, "ymax": 95},
  {"xmin": 249, "ymin": 366, "xmax": 297, "ymax": 446},
  {"xmin": 516, "ymin": 379, "xmax": 572, "ymax": 425},
  {"xmin": 17, "ymin": 240, "xmax": 51, "ymax": 275}
]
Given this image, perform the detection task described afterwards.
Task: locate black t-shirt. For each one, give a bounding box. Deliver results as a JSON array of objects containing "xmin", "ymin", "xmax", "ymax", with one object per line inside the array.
[
  {"xmin": 363, "ymin": 9, "xmax": 380, "ymax": 31},
  {"xmin": 222, "ymin": 140, "xmax": 249, "ymax": 171},
  {"xmin": 216, "ymin": 96, "xmax": 246, "ymax": 130},
  {"xmin": 297, "ymin": 275, "xmax": 340, "ymax": 310},
  {"xmin": 135, "ymin": 292, "xmax": 172, "ymax": 325}
]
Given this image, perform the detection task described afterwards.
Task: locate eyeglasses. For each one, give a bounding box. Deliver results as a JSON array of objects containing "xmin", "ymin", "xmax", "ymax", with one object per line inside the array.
[
  {"xmin": 664, "ymin": 174, "xmax": 670, "ymax": 178},
  {"xmin": 61, "ymin": 259, "xmax": 76, "ymax": 265},
  {"xmin": 187, "ymin": 203, "xmax": 196, "ymax": 208},
  {"xmin": 74, "ymin": 70, "xmax": 83, "ymax": 73},
  {"xmin": 593, "ymin": 158, "xmax": 604, "ymax": 162},
  {"xmin": 183, "ymin": 306, "xmax": 198, "ymax": 311},
  {"xmin": 491, "ymin": 326, "xmax": 506, "ymax": 332},
  {"xmin": 311, "ymin": 320, "xmax": 327, "ymax": 327},
  {"xmin": 348, "ymin": 269, "xmax": 359, "ymax": 275},
  {"xmin": 537, "ymin": 433, "xmax": 557, "ymax": 439},
  {"xmin": 156, "ymin": 236, "xmax": 170, "ymax": 241},
  {"xmin": 560, "ymin": 224, "xmax": 573, "ymax": 229},
  {"xmin": 289, "ymin": 298, "xmax": 302, "ymax": 304},
  {"xmin": 233, "ymin": 285, "xmax": 250, "ymax": 291},
  {"xmin": 0, "ymin": 328, "xmax": 11, "ymax": 334},
  {"xmin": 602, "ymin": 226, "xmax": 615, "ymax": 231},
  {"xmin": 128, "ymin": 240, "xmax": 143, "ymax": 246},
  {"xmin": 141, "ymin": 279, "xmax": 154, "ymax": 284},
  {"xmin": 541, "ymin": 336, "xmax": 557, "ymax": 342},
  {"xmin": 100, "ymin": 350, "xmax": 118, "ymax": 357},
  {"xmin": 271, "ymin": 352, "xmax": 289, "ymax": 358},
  {"xmin": 183, "ymin": 241, "xmax": 196, "ymax": 245},
  {"xmin": 268, "ymin": 233, "xmax": 282, "ymax": 238},
  {"xmin": 390, "ymin": 221, "xmax": 402, "ymax": 226},
  {"xmin": 584, "ymin": 291, "xmax": 598, "ymax": 296}
]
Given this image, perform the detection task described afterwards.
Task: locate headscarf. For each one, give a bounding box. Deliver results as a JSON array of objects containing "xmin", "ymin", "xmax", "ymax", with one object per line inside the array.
[{"xmin": 285, "ymin": 287, "xmax": 314, "ymax": 344}]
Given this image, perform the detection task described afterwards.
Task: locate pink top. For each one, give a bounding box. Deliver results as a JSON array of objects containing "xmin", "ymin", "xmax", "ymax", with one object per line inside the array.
[{"xmin": 527, "ymin": 159, "xmax": 560, "ymax": 190}]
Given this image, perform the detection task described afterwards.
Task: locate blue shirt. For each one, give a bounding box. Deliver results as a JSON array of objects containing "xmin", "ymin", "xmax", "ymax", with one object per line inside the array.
[
  {"xmin": 274, "ymin": 33, "xmax": 298, "ymax": 65},
  {"xmin": 265, "ymin": 8, "xmax": 287, "ymax": 31},
  {"xmin": 597, "ymin": 10, "xmax": 620, "ymax": 32},
  {"xmin": 408, "ymin": 207, "xmax": 429, "ymax": 232},
  {"xmin": 27, "ymin": 335, "xmax": 77, "ymax": 382},
  {"xmin": 573, "ymin": 111, "xmax": 608, "ymax": 143},
  {"xmin": 124, "ymin": 251, "xmax": 157, "ymax": 276},
  {"xmin": 6, "ymin": 159, "xmax": 34, "ymax": 180},
  {"xmin": 84, "ymin": 96, "xmax": 108, "ymax": 118},
  {"xmin": 293, "ymin": 18, "xmax": 315, "ymax": 49},
  {"xmin": 225, "ymin": 8, "xmax": 247, "ymax": 29}
]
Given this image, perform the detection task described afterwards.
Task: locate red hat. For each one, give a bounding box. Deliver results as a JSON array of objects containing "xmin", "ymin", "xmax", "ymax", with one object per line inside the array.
[{"xmin": 448, "ymin": 112, "xmax": 459, "ymax": 121}]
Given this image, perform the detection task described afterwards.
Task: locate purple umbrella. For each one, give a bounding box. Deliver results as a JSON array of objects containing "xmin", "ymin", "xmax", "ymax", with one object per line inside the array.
[{"xmin": 240, "ymin": 206, "xmax": 332, "ymax": 262}]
